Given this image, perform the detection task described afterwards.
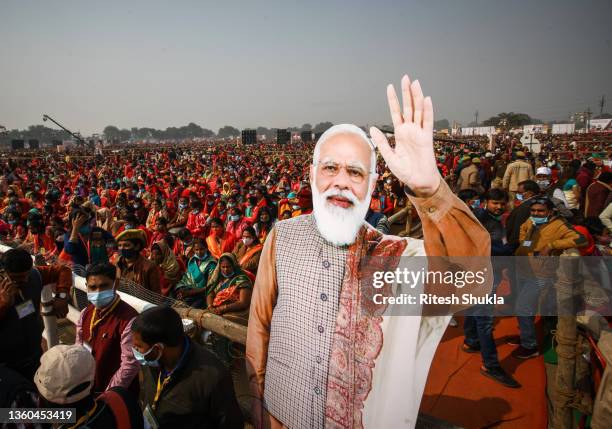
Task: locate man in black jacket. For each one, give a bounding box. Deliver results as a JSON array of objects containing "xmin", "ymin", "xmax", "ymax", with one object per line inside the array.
[
  {"xmin": 132, "ymin": 306, "xmax": 243, "ymax": 429},
  {"xmin": 464, "ymin": 188, "xmax": 520, "ymax": 388},
  {"xmin": 506, "ymin": 180, "xmax": 540, "ymax": 246}
]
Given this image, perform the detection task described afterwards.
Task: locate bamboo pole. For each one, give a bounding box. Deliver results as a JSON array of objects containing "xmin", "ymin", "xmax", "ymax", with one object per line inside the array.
[
  {"xmin": 173, "ymin": 306, "xmax": 248, "ymax": 345},
  {"xmin": 553, "ymin": 250, "xmax": 580, "ymax": 429}
]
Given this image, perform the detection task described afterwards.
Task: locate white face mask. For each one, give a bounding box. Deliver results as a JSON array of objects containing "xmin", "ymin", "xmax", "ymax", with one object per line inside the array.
[
  {"xmin": 242, "ymin": 237, "xmax": 254, "ymax": 246},
  {"xmin": 536, "ymin": 179, "xmax": 550, "ymax": 190}
]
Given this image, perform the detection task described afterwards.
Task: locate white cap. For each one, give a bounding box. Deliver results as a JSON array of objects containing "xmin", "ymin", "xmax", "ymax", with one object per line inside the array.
[
  {"xmin": 536, "ymin": 167, "xmax": 552, "ymax": 176},
  {"xmin": 34, "ymin": 345, "xmax": 95, "ymax": 404},
  {"xmin": 485, "ymin": 152, "xmax": 493, "ymax": 158}
]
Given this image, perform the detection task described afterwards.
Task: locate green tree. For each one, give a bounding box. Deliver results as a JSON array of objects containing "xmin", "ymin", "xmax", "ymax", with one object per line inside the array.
[
  {"xmin": 217, "ymin": 126, "xmax": 240, "ymax": 138},
  {"xmin": 257, "ymin": 127, "xmax": 272, "ymax": 137},
  {"xmin": 118, "ymin": 129, "xmax": 131, "ymax": 141},
  {"xmin": 482, "ymin": 112, "xmax": 541, "ymax": 128},
  {"xmin": 434, "ymin": 119, "xmax": 450, "ymax": 130},
  {"xmin": 103, "ymin": 125, "xmax": 120, "ymax": 139},
  {"xmin": 313, "ymin": 122, "xmax": 333, "ymax": 133}
]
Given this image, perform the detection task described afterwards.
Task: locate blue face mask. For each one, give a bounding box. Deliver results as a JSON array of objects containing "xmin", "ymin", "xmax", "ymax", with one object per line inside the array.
[
  {"xmin": 470, "ymin": 199, "xmax": 480, "ymax": 209},
  {"xmin": 531, "ymin": 216, "xmax": 549, "ymax": 226},
  {"xmin": 79, "ymin": 225, "xmax": 91, "ymax": 235},
  {"xmin": 230, "ymin": 215, "xmax": 240, "ymax": 222},
  {"xmin": 87, "ymin": 289, "xmax": 115, "ymax": 308},
  {"xmin": 179, "ymin": 203, "xmax": 187, "ymax": 210},
  {"xmin": 8, "ymin": 220, "xmax": 17, "ymax": 225},
  {"xmin": 516, "ymin": 194, "xmax": 524, "ymax": 201},
  {"xmin": 222, "ymin": 270, "xmax": 234, "ymax": 279},
  {"xmin": 132, "ymin": 344, "xmax": 162, "ymax": 367}
]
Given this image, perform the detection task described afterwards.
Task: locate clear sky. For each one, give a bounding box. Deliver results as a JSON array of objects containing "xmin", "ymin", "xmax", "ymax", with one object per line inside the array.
[{"xmin": 1, "ymin": 0, "xmax": 611, "ymax": 135}]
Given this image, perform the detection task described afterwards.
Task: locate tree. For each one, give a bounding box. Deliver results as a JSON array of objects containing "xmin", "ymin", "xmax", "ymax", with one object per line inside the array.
[
  {"xmin": 118, "ymin": 129, "xmax": 131, "ymax": 141},
  {"xmin": 103, "ymin": 125, "xmax": 120, "ymax": 139},
  {"xmin": 482, "ymin": 112, "xmax": 541, "ymax": 128},
  {"xmin": 217, "ymin": 126, "xmax": 240, "ymax": 138},
  {"xmin": 313, "ymin": 122, "xmax": 333, "ymax": 133},
  {"xmin": 300, "ymin": 123, "xmax": 312, "ymax": 131},
  {"xmin": 257, "ymin": 127, "xmax": 271, "ymax": 137},
  {"xmin": 434, "ymin": 119, "xmax": 450, "ymax": 130},
  {"xmin": 184, "ymin": 122, "xmax": 203, "ymax": 138},
  {"xmin": 201, "ymin": 128, "xmax": 215, "ymax": 138}
]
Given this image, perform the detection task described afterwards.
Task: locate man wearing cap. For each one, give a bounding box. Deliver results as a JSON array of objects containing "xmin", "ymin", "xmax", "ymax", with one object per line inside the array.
[
  {"xmin": 457, "ymin": 156, "xmax": 483, "ymax": 193},
  {"xmin": 481, "ymin": 152, "xmax": 495, "ymax": 190},
  {"xmin": 76, "ymin": 262, "xmax": 140, "ymax": 396},
  {"xmin": 502, "ymin": 151, "xmax": 533, "ymax": 201},
  {"xmin": 114, "ymin": 229, "xmax": 161, "ymax": 294},
  {"xmin": 535, "ymin": 166, "xmax": 573, "ymax": 219},
  {"xmin": 35, "ymin": 344, "xmax": 143, "ymax": 428},
  {"xmin": 247, "ymin": 75, "xmax": 491, "ymax": 428}
]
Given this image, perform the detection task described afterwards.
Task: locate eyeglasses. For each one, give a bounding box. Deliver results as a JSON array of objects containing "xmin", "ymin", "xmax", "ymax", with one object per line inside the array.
[{"xmin": 314, "ymin": 161, "xmax": 371, "ymax": 184}]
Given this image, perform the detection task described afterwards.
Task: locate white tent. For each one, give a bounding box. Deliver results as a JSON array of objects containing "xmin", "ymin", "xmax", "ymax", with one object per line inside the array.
[{"xmin": 552, "ymin": 123, "xmax": 575, "ymax": 134}]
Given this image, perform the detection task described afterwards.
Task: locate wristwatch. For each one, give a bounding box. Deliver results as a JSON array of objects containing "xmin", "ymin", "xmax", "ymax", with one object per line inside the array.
[{"xmin": 53, "ymin": 292, "xmax": 68, "ymax": 300}]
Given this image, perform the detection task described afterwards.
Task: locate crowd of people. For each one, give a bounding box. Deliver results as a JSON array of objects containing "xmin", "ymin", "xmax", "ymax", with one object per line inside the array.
[{"xmin": 0, "ymin": 126, "xmax": 610, "ymax": 427}]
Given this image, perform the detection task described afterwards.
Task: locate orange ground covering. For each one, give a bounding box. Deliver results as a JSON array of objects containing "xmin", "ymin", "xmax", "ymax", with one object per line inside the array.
[{"xmin": 420, "ymin": 317, "xmax": 548, "ymax": 428}]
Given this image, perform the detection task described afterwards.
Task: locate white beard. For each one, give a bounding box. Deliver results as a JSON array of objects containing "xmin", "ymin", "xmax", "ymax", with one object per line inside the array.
[{"xmin": 311, "ymin": 183, "xmax": 371, "ymax": 246}]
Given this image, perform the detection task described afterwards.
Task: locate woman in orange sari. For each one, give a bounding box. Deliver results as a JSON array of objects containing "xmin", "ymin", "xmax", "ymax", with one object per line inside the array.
[
  {"xmin": 206, "ymin": 217, "xmax": 236, "ymax": 259},
  {"xmin": 232, "ymin": 226, "xmax": 262, "ymax": 276}
]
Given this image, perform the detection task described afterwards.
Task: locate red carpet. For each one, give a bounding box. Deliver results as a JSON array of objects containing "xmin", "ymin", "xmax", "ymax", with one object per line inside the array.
[{"xmin": 420, "ymin": 317, "xmax": 548, "ymax": 428}]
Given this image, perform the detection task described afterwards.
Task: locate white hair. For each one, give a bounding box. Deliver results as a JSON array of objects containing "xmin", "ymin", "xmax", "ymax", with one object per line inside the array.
[
  {"xmin": 312, "ymin": 124, "xmax": 377, "ymax": 174},
  {"xmin": 310, "ymin": 124, "xmax": 379, "ymax": 245}
]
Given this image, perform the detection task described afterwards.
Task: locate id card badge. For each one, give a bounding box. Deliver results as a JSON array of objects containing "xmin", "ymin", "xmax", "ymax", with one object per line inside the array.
[
  {"xmin": 143, "ymin": 404, "xmax": 160, "ymax": 429},
  {"xmin": 16, "ymin": 300, "xmax": 36, "ymax": 319},
  {"xmin": 522, "ymin": 240, "xmax": 532, "ymax": 247}
]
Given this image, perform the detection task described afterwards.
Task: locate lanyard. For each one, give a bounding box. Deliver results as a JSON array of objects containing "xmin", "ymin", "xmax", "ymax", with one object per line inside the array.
[
  {"xmin": 88, "ymin": 296, "xmax": 120, "ymax": 342},
  {"xmin": 152, "ymin": 373, "xmax": 172, "ymax": 411},
  {"xmin": 151, "ymin": 337, "xmax": 190, "ymax": 411}
]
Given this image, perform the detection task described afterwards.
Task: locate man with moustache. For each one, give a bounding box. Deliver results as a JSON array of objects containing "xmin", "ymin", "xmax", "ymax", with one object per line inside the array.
[{"xmin": 246, "ymin": 75, "xmax": 491, "ymax": 429}]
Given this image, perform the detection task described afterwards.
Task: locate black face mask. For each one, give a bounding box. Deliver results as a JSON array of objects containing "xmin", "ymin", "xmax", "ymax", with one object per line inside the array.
[{"xmin": 120, "ymin": 248, "xmax": 138, "ymax": 259}]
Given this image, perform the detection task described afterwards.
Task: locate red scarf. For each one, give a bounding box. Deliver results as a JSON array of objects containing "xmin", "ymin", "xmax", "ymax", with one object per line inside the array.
[{"xmin": 324, "ymin": 226, "xmax": 407, "ymax": 428}]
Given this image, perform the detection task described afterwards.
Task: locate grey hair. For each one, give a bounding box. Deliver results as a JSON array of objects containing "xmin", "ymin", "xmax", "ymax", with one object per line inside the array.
[{"xmin": 312, "ymin": 124, "xmax": 377, "ymax": 174}]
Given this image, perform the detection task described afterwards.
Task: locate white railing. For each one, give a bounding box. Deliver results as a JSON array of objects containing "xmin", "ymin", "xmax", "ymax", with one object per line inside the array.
[
  {"xmin": 0, "ymin": 243, "xmax": 247, "ymax": 347},
  {"xmin": 0, "ymin": 244, "xmax": 156, "ymax": 347}
]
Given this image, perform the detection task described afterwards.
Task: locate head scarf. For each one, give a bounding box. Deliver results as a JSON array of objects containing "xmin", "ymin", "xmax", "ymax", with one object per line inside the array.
[{"xmin": 151, "ymin": 240, "xmax": 182, "ymax": 284}]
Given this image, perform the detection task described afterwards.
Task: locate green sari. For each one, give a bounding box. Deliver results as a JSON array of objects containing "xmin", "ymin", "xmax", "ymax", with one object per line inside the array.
[{"xmin": 206, "ymin": 253, "xmax": 253, "ymax": 307}]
